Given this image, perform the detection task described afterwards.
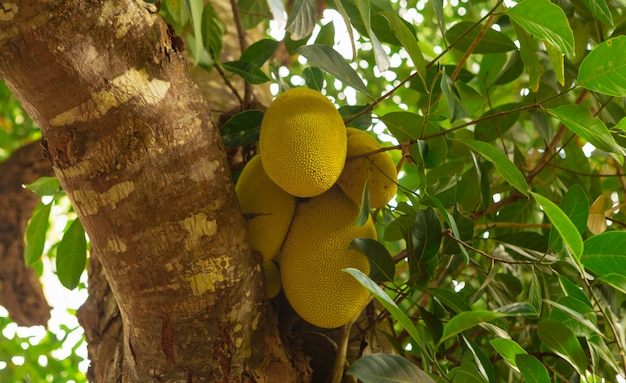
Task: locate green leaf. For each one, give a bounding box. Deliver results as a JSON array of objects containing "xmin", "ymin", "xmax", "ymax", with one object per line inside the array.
[
  {"xmin": 380, "ymin": 11, "xmax": 427, "ymax": 88},
  {"xmin": 457, "ymin": 139, "xmax": 529, "ymax": 196},
  {"xmin": 440, "ymin": 69, "xmax": 468, "ymax": 122},
  {"xmin": 201, "ymin": 2, "xmax": 226, "ymax": 59},
  {"xmin": 588, "ymin": 335, "xmax": 622, "ymax": 376},
  {"xmin": 495, "ymin": 302, "xmax": 538, "ymax": 318},
  {"xmin": 536, "ymin": 320, "xmax": 588, "ymax": 375},
  {"xmin": 297, "ymin": 44, "xmax": 372, "ymax": 97},
  {"xmin": 354, "ymin": 0, "xmax": 388, "ymax": 72},
  {"xmin": 221, "ymin": 61, "xmax": 271, "ymax": 84},
  {"xmin": 490, "ymin": 338, "xmax": 527, "ymax": 368},
  {"xmin": 512, "ymin": 21, "xmax": 541, "ymax": 92},
  {"xmin": 455, "ymin": 81, "xmax": 485, "ymax": 115},
  {"xmin": 598, "ymin": 274, "xmax": 626, "ymax": 294},
  {"xmin": 429, "ymin": 288, "xmax": 472, "ymax": 313},
  {"xmin": 478, "ymin": 54, "xmax": 507, "ymax": 87},
  {"xmin": 412, "ymin": 207, "xmax": 442, "ymax": 263},
  {"xmin": 324, "ymin": 0, "xmax": 356, "ymax": 59},
  {"xmin": 427, "ymin": 195, "xmax": 470, "ymax": 262},
  {"xmin": 463, "ymin": 336, "xmax": 495, "ymax": 383},
  {"xmin": 350, "ymin": 238, "xmax": 395, "ymax": 283},
  {"xmin": 432, "ymin": 0, "xmax": 445, "ymax": 41},
  {"xmin": 581, "ymin": 231, "xmax": 626, "ymax": 279},
  {"xmin": 516, "ymin": 354, "xmax": 551, "ymax": 383},
  {"xmin": 506, "ymin": 0, "xmax": 575, "ymax": 56},
  {"xmin": 545, "ymin": 298, "xmax": 602, "ymax": 338},
  {"xmin": 546, "ymin": 41, "xmax": 565, "ymax": 86},
  {"xmin": 419, "ymin": 307, "xmax": 443, "ymax": 344},
  {"xmin": 239, "ymin": 0, "xmax": 271, "ymax": 30},
  {"xmin": 315, "ymin": 21, "xmax": 335, "ymax": 46},
  {"xmin": 185, "ymin": 0, "xmax": 204, "ymax": 64},
  {"xmin": 347, "ymin": 353, "xmax": 436, "ymax": 383},
  {"xmin": 285, "ymin": 0, "xmax": 317, "ymax": 40},
  {"xmin": 410, "ymin": 207, "xmax": 442, "ymax": 283},
  {"xmin": 355, "ymin": 172, "xmax": 371, "ymax": 226},
  {"xmin": 220, "ymin": 110, "xmax": 264, "ymax": 147},
  {"xmin": 548, "ymin": 184, "xmax": 589, "ymax": 250},
  {"xmin": 240, "ymin": 39, "xmax": 279, "ymax": 67},
  {"xmin": 578, "ymin": 36, "xmax": 626, "ymax": 97},
  {"xmin": 56, "ymin": 219, "xmax": 87, "ymax": 290},
  {"xmin": 439, "ymin": 310, "xmax": 506, "ymax": 345},
  {"xmin": 548, "ymin": 105, "xmax": 626, "ymax": 162},
  {"xmin": 339, "ymin": 105, "xmax": 371, "ymax": 130},
  {"xmin": 165, "ymin": 0, "xmax": 189, "ymax": 26},
  {"xmin": 473, "ymin": 103, "xmax": 520, "ymax": 142},
  {"xmin": 558, "ymin": 275, "xmax": 592, "ymax": 307},
  {"xmin": 24, "ymin": 201, "xmax": 52, "ymax": 266},
  {"xmin": 344, "ymin": 268, "xmax": 428, "ymax": 356},
  {"xmin": 450, "ymin": 358, "xmax": 488, "ymax": 383},
  {"xmin": 302, "ymin": 66, "xmax": 325, "ymax": 91},
  {"xmin": 579, "ymin": 0, "xmax": 613, "ymax": 27},
  {"xmin": 445, "ymin": 21, "xmax": 517, "ymax": 54},
  {"xmin": 531, "ymin": 192, "xmax": 583, "ymax": 260},
  {"xmin": 24, "ymin": 177, "xmax": 61, "ymax": 197},
  {"xmin": 379, "ymin": 111, "xmax": 424, "ymax": 141}
]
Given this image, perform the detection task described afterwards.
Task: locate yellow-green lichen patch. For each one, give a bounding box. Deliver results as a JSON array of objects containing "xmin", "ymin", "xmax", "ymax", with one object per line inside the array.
[
  {"xmin": 50, "ymin": 68, "xmax": 171, "ymax": 127},
  {"xmin": 71, "ymin": 180, "xmax": 135, "ymax": 216},
  {"xmin": 186, "ymin": 255, "xmax": 233, "ymax": 295},
  {"xmin": 104, "ymin": 235, "xmax": 127, "ymax": 253},
  {"xmin": 180, "ymin": 212, "xmax": 217, "ymax": 251},
  {"xmin": 0, "ymin": 3, "xmax": 19, "ymax": 21}
]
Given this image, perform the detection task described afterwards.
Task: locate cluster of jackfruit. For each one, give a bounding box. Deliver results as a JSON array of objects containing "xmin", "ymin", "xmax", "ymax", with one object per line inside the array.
[{"xmin": 235, "ymin": 87, "xmax": 397, "ymax": 329}]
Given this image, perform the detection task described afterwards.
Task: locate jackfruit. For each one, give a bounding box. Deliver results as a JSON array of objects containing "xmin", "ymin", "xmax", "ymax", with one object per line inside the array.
[
  {"xmin": 337, "ymin": 128, "xmax": 398, "ymax": 208},
  {"xmin": 236, "ymin": 155, "xmax": 296, "ymax": 261},
  {"xmin": 262, "ymin": 260, "xmax": 281, "ymax": 299},
  {"xmin": 259, "ymin": 87, "xmax": 347, "ymax": 198},
  {"xmin": 280, "ymin": 186, "xmax": 375, "ymax": 328}
]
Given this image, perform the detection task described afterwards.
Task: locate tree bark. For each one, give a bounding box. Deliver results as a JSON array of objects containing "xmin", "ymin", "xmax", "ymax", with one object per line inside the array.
[
  {"xmin": 0, "ymin": 0, "xmax": 307, "ymax": 381},
  {"xmin": 0, "ymin": 141, "xmax": 52, "ymax": 327}
]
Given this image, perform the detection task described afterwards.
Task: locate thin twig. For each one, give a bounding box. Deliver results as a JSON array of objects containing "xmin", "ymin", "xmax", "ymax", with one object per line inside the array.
[
  {"xmin": 474, "ymin": 222, "xmax": 551, "ymax": 230},
  {"xmin": 229, "ymin": 0, "xmax": 251, "ymax": 109},
  {"xmin": 331, "ymin": 317, "xmax": 357, "ymax": 383},
  {"xmin": 584, "ymin": 279, "xmax": 626, "ymax": 376},
  {"xmin": 526, "ymin": 90, "xmax": 588, "ymax": 181},
  {"xmin": 442, "ymin": 229, "xmax": 547, "ymax": 265},
  {"xmin": 347, "ymin": 103, "xmax": 541, "ymax": 161},
  {"xmin": 450, "ymin": 0, "xmax": 503, "ymax": 82},
  {"xmin": 344, "ymin": 1, "xmax": 505, "ymax": 127},
  {"xmin": 213, "ymin": 63, "xmax": 244, "ymax": 105}
]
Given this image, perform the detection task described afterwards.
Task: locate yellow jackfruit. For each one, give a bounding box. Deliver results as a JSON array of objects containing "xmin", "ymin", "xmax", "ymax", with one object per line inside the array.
[
  {"xmin": 236, "ymin": 155, "xmax": 296, "ymax": 261},
  {"xmin": 262, "ymin": 260, "xmax": 281, "ymax": 299},
  {"xmin": 259, "ymin": 87, "xmax": 347, "ymax": 198},
  {"xmin": 337, "ymin": 128, "xmax": 398, "ymax": 208},
  {"xmin": 280, "ymin": 186, "xmax": 375, "ymax": 328}
]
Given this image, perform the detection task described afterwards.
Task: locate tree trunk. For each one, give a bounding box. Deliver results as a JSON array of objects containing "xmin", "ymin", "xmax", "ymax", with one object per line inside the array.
[
  {"xmin": 0, "ymin": 141, "xmax": 53, "ymax": 327},
  {"xmin": 0, "ymin": 0, "xmax": 308, "ymax": 381}
]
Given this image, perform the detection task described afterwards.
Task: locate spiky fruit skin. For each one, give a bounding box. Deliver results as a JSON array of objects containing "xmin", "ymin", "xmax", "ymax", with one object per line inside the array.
[
  {"xmin": 280, "ymin": 186, "xmax": 375, "ymax": 329},
  {"xmin": 259, "ymin": 88, "xmax": 347, "ymax": 198},
  {"xmin": 262, "ymin": 260, "xmax": 281, "ymax": 299},
  {"xmin": 337, "ymin": 128, "xmax": 398, "ymax": 208},
  {"xmin": 236, "ymin": 155, "xmax": 296, "ymax": 261}
]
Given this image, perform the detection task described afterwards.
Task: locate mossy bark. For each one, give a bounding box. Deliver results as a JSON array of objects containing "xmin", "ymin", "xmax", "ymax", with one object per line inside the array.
[{"xmin": 0, "ymin": 0, "xmax": 308, "ymax": 381}]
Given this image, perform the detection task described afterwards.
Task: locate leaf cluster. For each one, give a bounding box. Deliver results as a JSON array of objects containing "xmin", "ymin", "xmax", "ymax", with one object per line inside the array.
[
  {"xmin": 172, "ymin": 0, "xmax": 626, "ymax": 381},
  {"xmin": 10, "ymin": 0, "xmax": 626, "ymax": 381}
]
